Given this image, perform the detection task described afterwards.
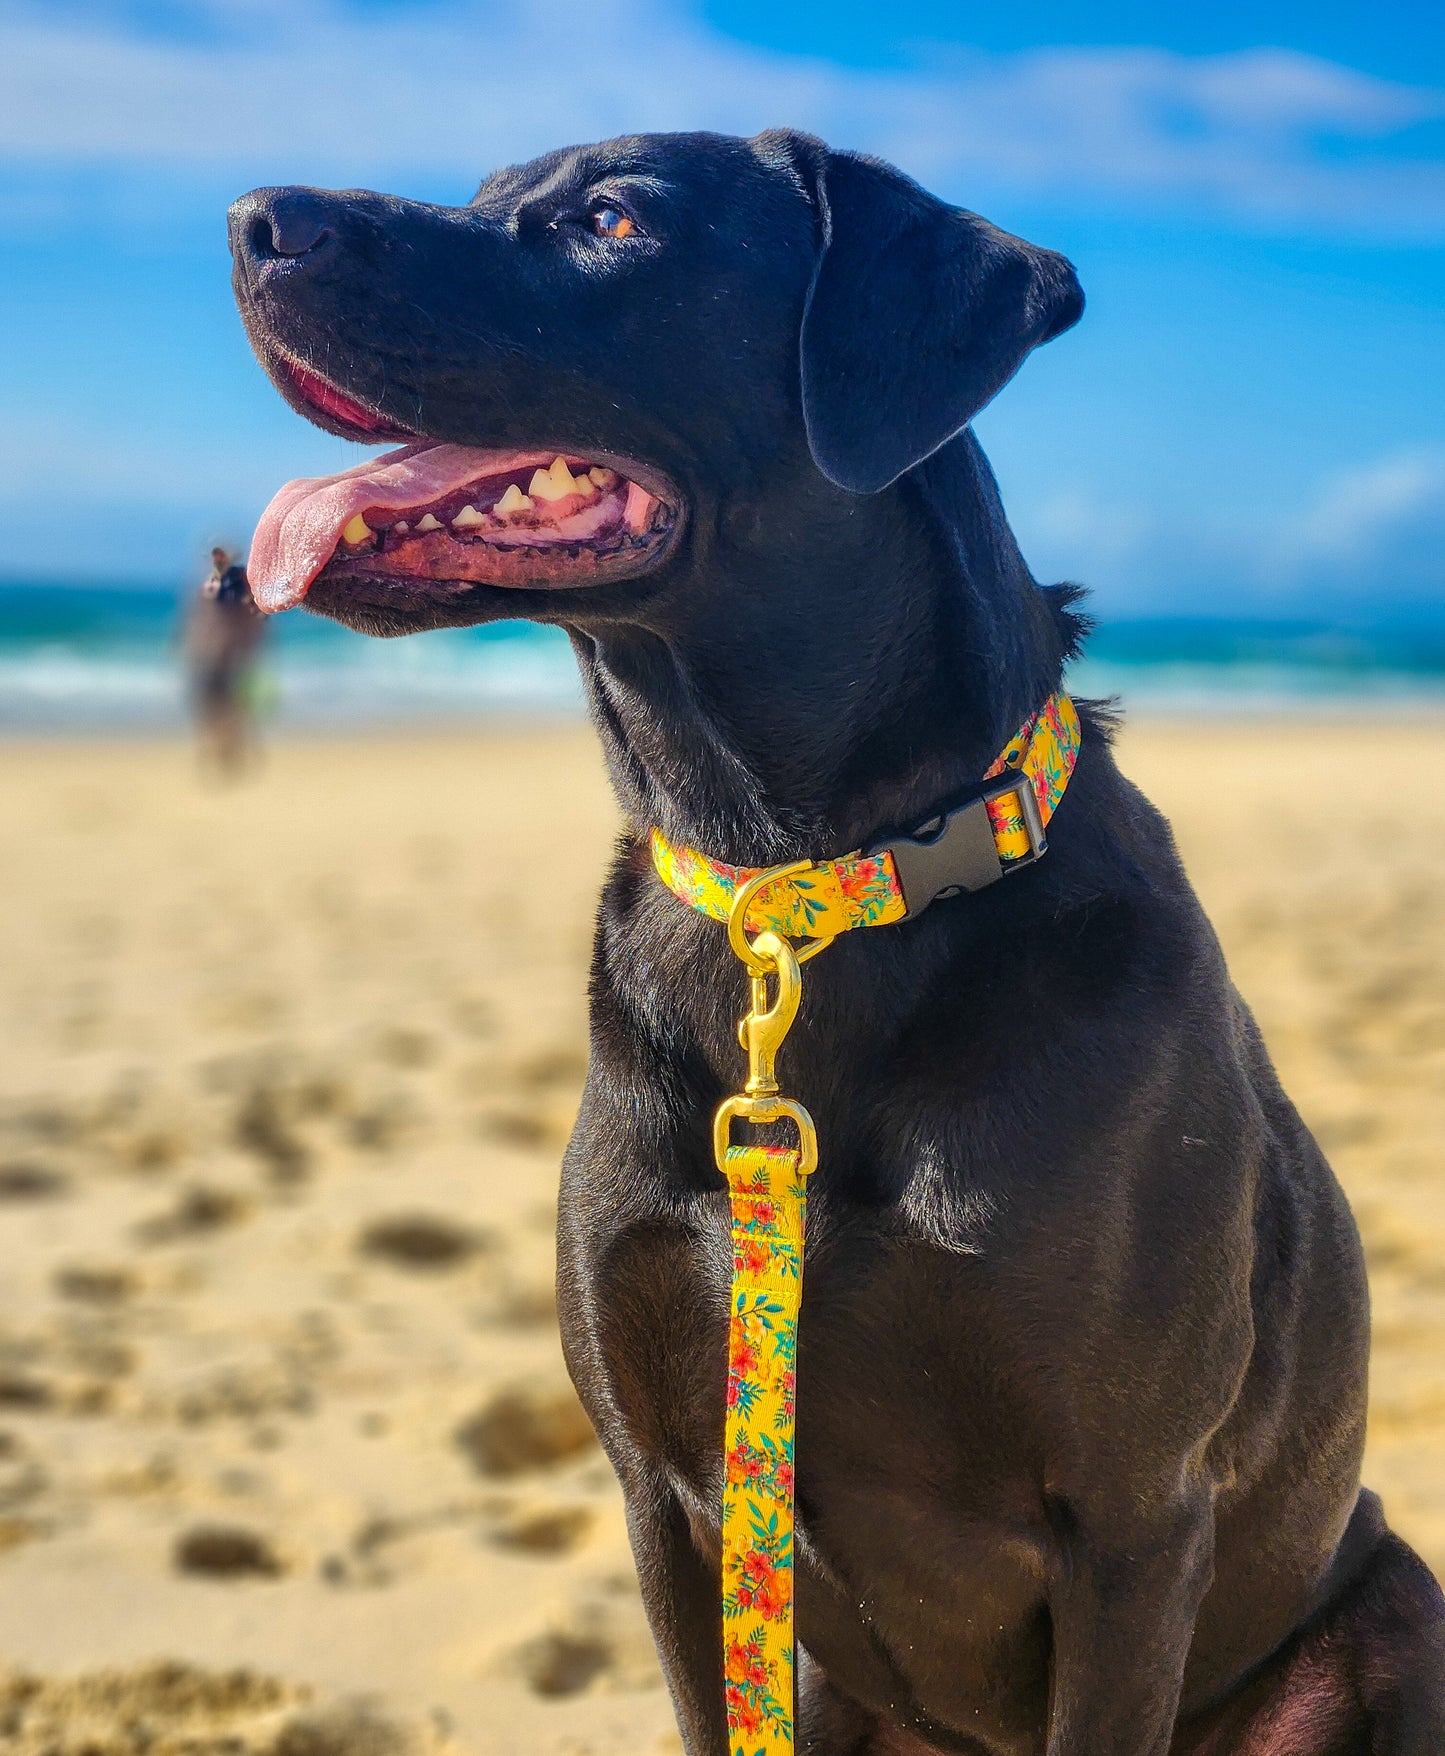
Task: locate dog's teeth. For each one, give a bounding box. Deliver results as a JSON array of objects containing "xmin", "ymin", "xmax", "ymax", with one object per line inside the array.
[
  {"xmin": 495, "ymin": 484, "xmax": 533, "ymax": 515},
  {"xmin": 574, "ymin": 473, "xmax": 599, "ymax": 500},
  {"xmin": 588, "ymin": 467, "xmax": 618, "ymax": 490},
  {"xmin": 393, "ymin": 521, "xmax": 410, "ymax": 535},
  {"xmin": 415, "ymin": 512, "xmax": 443, "ymax": 532},
  {"xmin": 340, "ymin": 513, "xmax": 372, "ymax": 545},
  {"xmin": 529, "ymin": 457, "xmax": 580, "ymax": 502},
  {"xmin": 451, "ymin": 505, "xmax": 486, "ymax": 529}
]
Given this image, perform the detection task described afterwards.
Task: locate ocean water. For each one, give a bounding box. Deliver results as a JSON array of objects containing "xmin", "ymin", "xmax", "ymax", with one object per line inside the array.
[
  {"xmin": 1071, "ymin": 619, "xmax": 1445, "ymax": 713},
  {"xmin": 2, "ymin": 583, "xmax": 1443, "ymax": 732},
  {"xmin": 0, "ymin": 583, "xmax": 580, "ymax": 731}
]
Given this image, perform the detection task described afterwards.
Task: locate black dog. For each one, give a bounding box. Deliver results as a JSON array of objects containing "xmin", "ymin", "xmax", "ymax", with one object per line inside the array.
[{"xmin": 230, "ymin": 130, "xmax": 1445, "ymax": 1755}]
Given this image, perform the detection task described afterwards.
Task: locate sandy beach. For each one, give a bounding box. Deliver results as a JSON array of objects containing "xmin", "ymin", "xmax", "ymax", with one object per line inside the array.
[{"xmin": 0, "ymin": 717, "xmax": 1441, "ymax": 1754}]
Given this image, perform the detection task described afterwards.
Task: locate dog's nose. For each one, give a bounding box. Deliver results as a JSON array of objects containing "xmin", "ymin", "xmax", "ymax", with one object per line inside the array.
[{"xmin": 229, "ymin": 187, "xmax": 341, "ymax": 268}]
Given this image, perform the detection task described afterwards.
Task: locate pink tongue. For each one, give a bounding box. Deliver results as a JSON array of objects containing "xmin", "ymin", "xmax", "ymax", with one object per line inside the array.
[{"xmin": 248, "ymin": 444, "xmax": 553, "ymax": 612}]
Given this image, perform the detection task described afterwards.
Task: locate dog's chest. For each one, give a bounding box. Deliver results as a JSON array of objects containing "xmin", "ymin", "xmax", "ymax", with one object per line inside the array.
[
  {"xmin": 791, "ymin": 1234, "xmax": 1054, "ymax": 1742},
  {"xmin": 585, "ymin": 1210, "xmax": 1055, "ymax": 1743}
]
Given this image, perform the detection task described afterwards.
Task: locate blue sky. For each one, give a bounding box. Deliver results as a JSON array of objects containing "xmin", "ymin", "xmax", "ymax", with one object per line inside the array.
[{"xmin": 1, "ymin": 0, "xmax": 1442, "ymax": 618}]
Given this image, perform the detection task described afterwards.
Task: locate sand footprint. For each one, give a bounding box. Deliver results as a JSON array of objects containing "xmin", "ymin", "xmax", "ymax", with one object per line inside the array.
[
  {"xmin": 455, "ymin": 1383, "xmax": 597, "ymax": 1478},
  {"xmin": 0, "ymin": 1661, "xmax": 457, "ymax": 1755},
  {"xmin": 173, "ymin": 1523, "xmax": 287, "ymax": 1580},
  {"xmin": 490, "ymin": 1504, "xmax": 593, "ymax": 1556},
  {"xmin": 357, "ymin": 1214, "xmax": 491, "ymax": 1271},
  {"xmin": 505, "ymin": 1577, "xmax": 663, "ymax": 1699},
  {"xmin": 135, "ymin": 1185, "xmax": 251, "ymax": 1246},
  {"xmin": 0, "ymin": 1161, "xmax": 69, "ymax": 1201}
]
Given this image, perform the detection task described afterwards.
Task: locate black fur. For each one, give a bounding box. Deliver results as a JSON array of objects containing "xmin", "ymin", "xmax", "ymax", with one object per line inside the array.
[{"xmin": 231, "ymin": 129, "xmax": 1445, "ymax": 1755}]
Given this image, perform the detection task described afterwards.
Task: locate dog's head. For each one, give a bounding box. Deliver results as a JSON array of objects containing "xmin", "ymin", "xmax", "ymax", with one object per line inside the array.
[{"xmin": 231, "ymin": 130, "xmax": 1081, "ymax": 634}]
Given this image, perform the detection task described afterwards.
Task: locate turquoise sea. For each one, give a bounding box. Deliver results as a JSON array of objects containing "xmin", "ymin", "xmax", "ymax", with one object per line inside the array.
[{"xmin": 3, "ymin": 582, "xmax": 1444, "ymax": 731}]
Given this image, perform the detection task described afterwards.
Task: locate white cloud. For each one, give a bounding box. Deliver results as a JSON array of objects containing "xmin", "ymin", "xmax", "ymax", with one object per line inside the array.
[
  {"xmin": 1261, "ymin": 446, "xmax": 1445, "ymax": 603},
  {"xmin": 0, "ymin": 0, "xmax": 1442, "ymax": 236},
  {"xmin": 1288, "ymin": 447, "xmax": 1445, "ymax": 559},
  {"xmin": 1015, "ymin": 448, "xmax": 1445, "ymax": 614}
]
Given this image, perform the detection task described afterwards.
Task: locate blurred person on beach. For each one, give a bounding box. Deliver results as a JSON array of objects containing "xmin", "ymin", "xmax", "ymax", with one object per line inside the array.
[{"xmin": 183, "ymin": 547, "xmax": 267, "ymax": 775}]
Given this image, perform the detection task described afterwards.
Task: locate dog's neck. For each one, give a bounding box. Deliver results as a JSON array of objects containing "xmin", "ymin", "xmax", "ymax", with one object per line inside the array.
[{"xmin": 566, "ymin": 434, "xmax": 1074, "ymax": 867}]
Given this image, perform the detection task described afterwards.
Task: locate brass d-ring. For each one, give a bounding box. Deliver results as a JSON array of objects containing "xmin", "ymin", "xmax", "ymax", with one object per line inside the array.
[{"xmin": 726, "ymin": 859, "xmax": 837, "ymax": 973}]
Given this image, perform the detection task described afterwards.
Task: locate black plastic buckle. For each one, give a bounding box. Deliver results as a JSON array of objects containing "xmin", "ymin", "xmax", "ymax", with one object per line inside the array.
[{"xmin": 870, "ymin": 770, "xmax": 1047, "ymax": 918}]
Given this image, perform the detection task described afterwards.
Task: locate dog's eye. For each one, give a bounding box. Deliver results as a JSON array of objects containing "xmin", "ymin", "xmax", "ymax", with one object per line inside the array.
[{"xmin": 589, "ymin": 205, "xmax": 634, "ymax": 240}]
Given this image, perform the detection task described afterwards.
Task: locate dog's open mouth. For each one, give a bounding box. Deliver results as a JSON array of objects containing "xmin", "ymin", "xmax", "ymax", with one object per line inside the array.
[{"xmin": 249, "ymin": 441, "xmax": 680, "ymax": 615}]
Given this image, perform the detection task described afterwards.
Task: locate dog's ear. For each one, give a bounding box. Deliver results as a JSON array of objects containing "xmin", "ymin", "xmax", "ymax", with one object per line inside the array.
[{"xmin": 787, "ymin": 139, "xmax": 1083, "ymax": 494}]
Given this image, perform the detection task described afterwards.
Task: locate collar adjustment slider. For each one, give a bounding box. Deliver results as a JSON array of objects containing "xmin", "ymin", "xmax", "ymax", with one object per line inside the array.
[{"xmin": 871, "ymin": 768, "xmax": 1047, "ymax": 916}]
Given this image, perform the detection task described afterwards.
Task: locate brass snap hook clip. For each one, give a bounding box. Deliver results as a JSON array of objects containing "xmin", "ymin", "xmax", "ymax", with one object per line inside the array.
[{"xmin": 713, "ymin": 860, "xmax": 828, "ymax": 1179}]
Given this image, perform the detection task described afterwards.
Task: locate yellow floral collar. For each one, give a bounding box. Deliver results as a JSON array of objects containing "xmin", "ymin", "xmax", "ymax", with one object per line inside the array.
[{"xmin": 651, "ymin": 692, "xmax": 1081, "ymax": 939}]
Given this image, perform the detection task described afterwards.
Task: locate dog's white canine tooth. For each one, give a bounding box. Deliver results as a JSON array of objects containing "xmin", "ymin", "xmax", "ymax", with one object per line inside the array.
[
  {"xmin": 340, "ymin": 513, "xmax": 372, "ymax": 545},
  {"xmin": 495, "ymin": 483, "xmax": 533, "ymax": 514},
  {"xmin": 451, "ymin": 505, "xmax": 486, "ymax": 529},
  {"xmin": 415, "ymin": 512, "xmax": 444, "ymax": 532}
]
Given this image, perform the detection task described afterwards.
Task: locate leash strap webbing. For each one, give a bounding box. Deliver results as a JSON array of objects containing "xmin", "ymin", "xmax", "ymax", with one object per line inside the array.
[
  {"xmin": 697, "ymin": 697, "xmax": 1078, "ymax": 1749},
  {"xmin": 721, "ymin": 1141, "xmax": 807, "ymax": 1753}
]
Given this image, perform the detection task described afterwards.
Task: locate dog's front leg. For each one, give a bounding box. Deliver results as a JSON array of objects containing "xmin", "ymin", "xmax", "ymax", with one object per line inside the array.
[
  {"xmin": 616, "ymin": 1461, "xmax": 729, "ymax": 1756},
  {"xmin": 1044, "ymin": 1491, "xmax": 1214, "ymax": 1756}
]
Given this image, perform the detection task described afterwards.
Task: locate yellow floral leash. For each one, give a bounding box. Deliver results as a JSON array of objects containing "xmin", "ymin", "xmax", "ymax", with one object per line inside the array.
[
  {"xmin": 720, "ymin": 1140, "xmax": 808, "ymax": 1751},
  {"xmin": 695, "ymin": 696, "xmax": 1081, "ymax": 1753},
  {"xmin": 714, "ymin": 873, "xmax": 825, "ymax": 1756}
]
